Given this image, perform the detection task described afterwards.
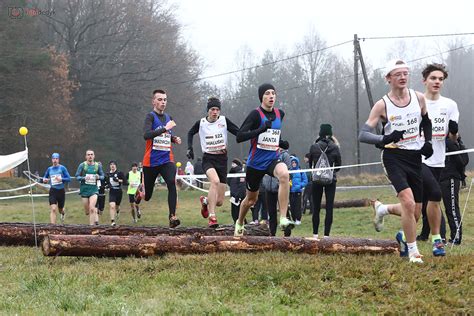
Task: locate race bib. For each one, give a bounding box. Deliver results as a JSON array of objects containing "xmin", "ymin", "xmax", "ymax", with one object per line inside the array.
[
  {"xmin": 130, "ymin": 180, "xmax": 140, "ymax": 188},
  {"xmin": 85, "ymin": 174, "xmax": 97, "ymax": 185},
  {"xmin": 50, "ymin": 174, "xmax": 62, "ymax": 185},
  {"xmin": 153, "ymin": 133, "xmax": 171, "ymax": 151},
  {"xmin": 386, "ymin": 115, "xmax": 419, "ymax": 148},
  {"xmin": 432, "ymin": 109, "xmax": 447, "ymax": 140},
  {"xmin": 205, "ymin": 133, "xmax": 226, "ymax": 152},
  {"xmin": 257, "ymin": 129, "xmax": 280, "ymax": 151}
]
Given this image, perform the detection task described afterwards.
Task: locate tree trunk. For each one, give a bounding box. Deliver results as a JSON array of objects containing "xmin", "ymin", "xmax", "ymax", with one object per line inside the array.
[
  {"xmin": 42, "ymin": 234, "xmax": 399, "ymax": 257},
  {"xmin": 324, "ymin": 198, "xmax": 370, "ymax": 209},
  {"xmin": 0, "ymin": 222, "xmax": 270, "ymax": 246}
]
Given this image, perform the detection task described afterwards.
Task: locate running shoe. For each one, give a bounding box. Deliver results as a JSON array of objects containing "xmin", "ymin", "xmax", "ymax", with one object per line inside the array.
[
  {"xmin": 60, "ymin": 210, "xmax": 66, "ymax": 224},
  {"xmin": 409, "ymin": 253, "xmax": 424, "ymax": 264},
  {"xmin": 169, "ymin": 215, "xmax": 181, "ymax": 228},
  {"xmin": 432, "ymin": 239, "xmax": 446, "ymax": 257},
  {"xmin": 395, "ymin": 230, "xmax": 408, "ymax": 257},
  {"xmin": 373, "ymin": 200, "xmax": 385, "ymax": 232},
  {"xmin": 200, "ymin": 196, "xmax": 209, "ymax": 218},
  {"xmin": 111, "ymin": 220, "xmax": 116, "ymax": 227},
  {"xmin": 295, "ymin": 220, "xmax": 302, "ymax": 226},
  {"xmin": 133, "ymin": 216, "xmax": 138, "ymax": 223},
  {"xmin": 234, "ymin": 222, "xmax": 245, "ymax": 236},
  {"xmin": 136, "ymin": 206, "xmax": 141, "ymax": 219},
  {"xmin": 279, "ymin": 217, "xmax": 295, "ymax": 231},
  {"xmin": 208, "ymin": 215, "xmax": 218, "ymax": 228}
]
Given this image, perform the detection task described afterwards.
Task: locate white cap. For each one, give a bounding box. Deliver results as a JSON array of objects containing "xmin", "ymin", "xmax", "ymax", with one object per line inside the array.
[{"xmin": 385, "ymin": 59, "xmax": 409, "ymax": 76}]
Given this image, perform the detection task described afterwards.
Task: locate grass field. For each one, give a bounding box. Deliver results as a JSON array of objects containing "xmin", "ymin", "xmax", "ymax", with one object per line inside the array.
[{"xmin": 0, "ymin": 176, "xmax": 473, "ymax": 314}]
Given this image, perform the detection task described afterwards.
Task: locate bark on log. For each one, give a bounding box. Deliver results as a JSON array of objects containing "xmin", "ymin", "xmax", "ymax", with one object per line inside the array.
[
  {"xmin": 42, "ymin": 234, "xmax": 399, "ymax": 257},
  {"xmin": 322, "ymin": 199, "xmax": 370, "ymax": 209},
  {"xmin": 0, "ymin": 222, "xmax": 270, "ymax": 246}
]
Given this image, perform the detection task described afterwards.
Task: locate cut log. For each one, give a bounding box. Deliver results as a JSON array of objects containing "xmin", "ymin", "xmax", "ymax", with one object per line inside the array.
[
  {"xmin": 322, "ymin": 199, "xmax": 370, "ymax": 209},
  {"xmin": 0, "ymin": 222, "xmax": 270, "ymax": 246},
  {"xmin": 42, "ymin": 234, "xmax": 399, "ymax": 257}
]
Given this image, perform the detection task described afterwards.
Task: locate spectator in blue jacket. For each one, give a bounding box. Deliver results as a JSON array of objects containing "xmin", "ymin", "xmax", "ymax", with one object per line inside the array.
[{"xmin": 289, "ymin": 156, "xmax": 308, "ymax": 226}]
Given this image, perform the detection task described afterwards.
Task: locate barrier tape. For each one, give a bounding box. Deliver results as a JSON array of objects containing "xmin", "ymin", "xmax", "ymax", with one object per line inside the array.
[{"xmin": 1, "ymin": 147, "xmax": 471, "ymax": 198}]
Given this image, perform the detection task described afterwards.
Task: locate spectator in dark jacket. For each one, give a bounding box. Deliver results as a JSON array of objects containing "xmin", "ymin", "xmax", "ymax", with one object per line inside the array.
[
  {"xmin": 289, "ymin": 156, "xmax": 308, "ymax": 225},
  {"xmin": 308, "ymin": 124, "xmax": 342, "ymax": 239},
  {"xmin": 440, "ymin": 133, "xmax": 469, "ymax": 245},
  {"xmin": 228, "ymin": 158, "xmax": 246, "ymax": 223}
]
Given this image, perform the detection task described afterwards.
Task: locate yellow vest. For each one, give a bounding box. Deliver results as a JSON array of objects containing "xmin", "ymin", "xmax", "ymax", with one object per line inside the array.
[{"xmin": 127, "ymin": 171, "xmax": 141, "ymax": 195}]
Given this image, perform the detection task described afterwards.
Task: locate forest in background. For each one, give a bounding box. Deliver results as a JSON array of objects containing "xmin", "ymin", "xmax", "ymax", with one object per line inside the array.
[{"xmin": 1, "ymin": 0, "xmax": 472, "ymax": 175}]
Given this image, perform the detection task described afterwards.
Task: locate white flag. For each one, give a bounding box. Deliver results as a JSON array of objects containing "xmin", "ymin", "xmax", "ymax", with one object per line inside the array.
[{"xmin": 0, "ymin": 149, "xmax": 28, "ymax": 173}]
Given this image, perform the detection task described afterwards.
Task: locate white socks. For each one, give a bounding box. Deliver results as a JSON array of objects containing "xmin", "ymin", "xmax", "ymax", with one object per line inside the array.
[{"xmin": 407, "ymin": 241, "xmax": 419, "ymax": 257}]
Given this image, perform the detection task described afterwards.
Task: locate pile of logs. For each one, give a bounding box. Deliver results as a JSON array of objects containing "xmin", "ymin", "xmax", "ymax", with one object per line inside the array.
[
  {"xmin": 0, "ymin": 222, "xmax": 269, "ymax": 246},
  {"xmin": 0, "ymin": 214, "xmax": 399, "ymax": 257}
]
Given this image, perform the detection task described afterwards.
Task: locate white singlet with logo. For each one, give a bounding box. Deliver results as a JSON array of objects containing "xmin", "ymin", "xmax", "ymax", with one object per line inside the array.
[
  {"xmin": 383, "ymin": 89, "xmax": 422, "ymax": 151},
  {"xmin": 257, "ymin": 128, "xmax": 281, "ymax": 151},
  {"xmin": 153, "ymin": 132, "xmax": 171, "ymax": 151},
  {"xmin": 199, "ymin": 116, "xmax": 228, "ymax": 153},
  {"xmin": 422, "ymin": 96, "xmax": 459, "ymax": 167}
]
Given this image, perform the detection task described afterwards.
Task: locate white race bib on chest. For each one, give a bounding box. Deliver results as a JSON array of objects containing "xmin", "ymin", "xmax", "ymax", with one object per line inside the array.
[
  {"xmin": 153, "ymin": 133, "xmax": 171, "ymax": 151},
  {"xmin": 257, "ymin": 128, "xmax": 280, "ymax": 151},
  {"xmin": 85, "ymin": 174, "xmax": 97, "ymax": 185},
  {"xmin": 50, "ymin": 174, "xmax": 62, "ymax": 185}
]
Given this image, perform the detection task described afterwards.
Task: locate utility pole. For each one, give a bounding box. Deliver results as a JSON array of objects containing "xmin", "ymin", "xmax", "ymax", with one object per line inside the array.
[
  {"xmin": 353, "ymin": 34, "xmax": 360, "ymax": 173},
  {"xmin": 354, "ymin": 34, "xmax": 375, "ymax": 174}
]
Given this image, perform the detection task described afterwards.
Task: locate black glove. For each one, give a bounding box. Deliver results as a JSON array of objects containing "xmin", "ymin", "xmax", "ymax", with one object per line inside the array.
[
  {"xmin": 420, "ymin": 141, "xmax": 433, "ymax": 159},
  {"xmin": 382, "ymin": 130, "xmax": 405, "ymax": 144},
  {"xmin": 448, "ymin": 120, "xmax": 458, "ymax": 134},
  {"xmin": 186, "ymin": 148, "xmax": 194, "ymax": 160},
  {"xmin": 279, "ymin": 140, "xmax": 289, "ymax": 150}
]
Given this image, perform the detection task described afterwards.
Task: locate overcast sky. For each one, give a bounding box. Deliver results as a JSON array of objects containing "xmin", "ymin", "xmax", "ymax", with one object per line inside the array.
[{"xmin": 171, "ymin": 0, "xmax": 474, "ymax": 86}]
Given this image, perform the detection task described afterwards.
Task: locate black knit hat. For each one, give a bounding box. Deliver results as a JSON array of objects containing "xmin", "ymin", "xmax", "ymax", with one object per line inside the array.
[
  {"xmin": 258, "ymin": 83, "xmax": 275, "ymax": 103},
  {"xmin": 207, "ymin": 97, "xmax": 221, "ymax": 110},
  {"xmin": 319, "ymin": 124, "xmax": 333, "ymax": 137}
]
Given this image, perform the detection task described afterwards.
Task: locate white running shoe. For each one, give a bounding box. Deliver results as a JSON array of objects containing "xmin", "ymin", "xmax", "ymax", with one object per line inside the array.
[
  {"xmin": 373, "ymin": 201, "xmax": 385, "ymax": 232},
  {"xmin": 295, "ymin": 220, "xmax": 302, "ymax": 226},
  {"xmin": 409, "ymin": 253, "xmax": 424, "ymax": 264}
]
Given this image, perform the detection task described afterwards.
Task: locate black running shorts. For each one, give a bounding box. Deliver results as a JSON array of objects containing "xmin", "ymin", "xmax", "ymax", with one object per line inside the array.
[
  {"xmin": 49, "ymin": 188, "xmax": 65, "ymax": 208},
  {"xmin": 382, "ymin": 148, "xmax": 423, "ymax": 202},
  {"xmin": 245, "ymin": 159, "xmax": 283, "ymax": 192},
  {"xmin": 109, "ymin": 189, "xmax": 123, "ymax": 205},
  {"xmin": 202, "ymin": 153, "xmax": 228, "ymax": 184}
]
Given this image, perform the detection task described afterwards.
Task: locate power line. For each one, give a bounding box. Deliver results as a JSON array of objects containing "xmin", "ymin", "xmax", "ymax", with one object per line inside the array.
[
  {"xmin": 172, "ymin": 32, "xmax": 474, "ymax": 86},
  {"xmin": 359, "ymin": 32, "xmax": 474, "ymax": 41},
  {"xmin": 170, "ymin": 40, "xmax": 353, "ymax": 85},
  {"xmin": 223, "ymin": 42, "xmax": 474, "ymax": 102},
  {"xmin": 370, "ymin": 42, "xmax": 474, "ymax": 73}
]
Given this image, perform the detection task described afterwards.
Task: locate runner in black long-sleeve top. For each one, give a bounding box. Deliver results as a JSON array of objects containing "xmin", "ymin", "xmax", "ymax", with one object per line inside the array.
[{"xmin": 186, "ymin": 97, "xmax": 239, "ymax": 227}]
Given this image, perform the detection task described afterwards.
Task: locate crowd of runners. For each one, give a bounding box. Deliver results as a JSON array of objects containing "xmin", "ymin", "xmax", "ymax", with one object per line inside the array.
[{"xmin": 39, "ymin": 61, "xmax": 469, "ymax": 263}]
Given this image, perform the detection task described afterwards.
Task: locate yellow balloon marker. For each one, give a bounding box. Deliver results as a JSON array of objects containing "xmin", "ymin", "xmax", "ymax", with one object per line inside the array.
[
  {"xmin": 19, "ymin": 126, "xmax": 28, "ymax": 136},
  {"xmin": 176, "ymin": 162, "xmax": 182, "ymax": 168}
]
